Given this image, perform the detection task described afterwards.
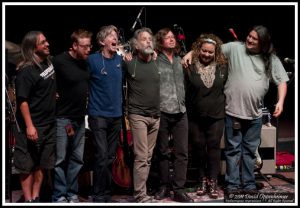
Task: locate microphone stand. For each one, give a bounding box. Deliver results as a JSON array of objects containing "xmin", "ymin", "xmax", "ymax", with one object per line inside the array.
[
  {"xmin": 264, "ymin": 69, "xmax": 295, "ymax": 186},
  {"xmin": 130, "ymin": 7, "xmax": 145, "ymax": 32}
]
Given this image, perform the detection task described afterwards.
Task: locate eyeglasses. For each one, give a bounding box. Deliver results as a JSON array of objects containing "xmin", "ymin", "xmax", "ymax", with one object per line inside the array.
[{"xmin": 78, "ymin": 44, "xmax": 93, "ymax": 49}]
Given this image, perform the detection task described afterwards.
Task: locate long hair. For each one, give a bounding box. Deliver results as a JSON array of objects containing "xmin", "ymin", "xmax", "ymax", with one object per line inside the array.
[
  {"xmin": 155, "ymin": 27, "xmax": 180, "ymax": 54},
  {"xmin": 250, "ymin": 25, "xmax": 275, "ymax": 71},
  {"xmin": 191, "ymin": 33, "xmax": 227, "ymax": 65},
  {"xmin": 20, "ymin": 30, "xmax": 50, "ymax": 69},
  {"xmin": 129, "ymin": 27, "xmax": 155, "ymax": 55}
]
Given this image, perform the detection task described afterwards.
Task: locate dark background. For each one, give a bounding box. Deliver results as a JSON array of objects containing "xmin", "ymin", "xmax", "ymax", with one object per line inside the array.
[{"xmin": 4, "ymin": 3, "xmax": 296, "ymax": 121}]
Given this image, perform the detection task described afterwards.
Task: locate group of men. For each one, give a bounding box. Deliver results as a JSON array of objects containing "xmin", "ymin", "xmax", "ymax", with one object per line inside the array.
[{"xmin": 11, "ymin": 23, "xmax": 289, "ymax": 203}]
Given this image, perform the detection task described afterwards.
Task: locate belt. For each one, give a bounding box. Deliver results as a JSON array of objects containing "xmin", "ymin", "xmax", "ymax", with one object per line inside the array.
[{"xmin": 142, "ymin": 114, "xmax": 160, "ymax": 119}]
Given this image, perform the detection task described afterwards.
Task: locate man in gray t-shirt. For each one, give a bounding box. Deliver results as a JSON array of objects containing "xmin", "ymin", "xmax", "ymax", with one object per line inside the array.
[{"xmin": 221, "ymin": 25, "xmax": 288, "ymax": 194}]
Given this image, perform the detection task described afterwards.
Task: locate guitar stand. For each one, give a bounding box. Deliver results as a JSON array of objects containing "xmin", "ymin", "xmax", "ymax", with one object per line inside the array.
[
  {"xmin": 5, "ymin": 75, "xmax": 21, "ymax": 203},
  {"xmin": 255, "ymin": 170, "xmax": 276, "ymax": 190}
]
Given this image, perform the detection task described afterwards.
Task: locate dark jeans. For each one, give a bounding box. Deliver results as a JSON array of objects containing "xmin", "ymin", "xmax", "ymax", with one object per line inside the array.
[
  {"xmin": 156, "ymin": 112, "xmax": 188, "ymax": 192},
  {"xmin": 88, "ymin": 116, "xmax": 121, "ymax": 201},
  {"xmin": 189, "ymin": 116, "xmax": 224, "ymax": 180}
]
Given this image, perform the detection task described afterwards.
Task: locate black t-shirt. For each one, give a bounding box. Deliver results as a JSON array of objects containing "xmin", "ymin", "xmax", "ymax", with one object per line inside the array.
[
  {"xmin": 15, "ymin": 61, "xmax": 56, "ymax": 127},
  {"xmin": 54, "ymin": 52, "xmax": 89, "ymax": 118}
]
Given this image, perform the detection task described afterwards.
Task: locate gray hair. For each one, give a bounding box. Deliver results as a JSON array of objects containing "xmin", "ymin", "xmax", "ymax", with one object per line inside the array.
[
  {"xmin": 96, "ymin": 25, "xmax": 118, "ymax": 50},
  {"xmin": 129, "ymin": 27, "xmax": 155, "ymax": 54}
]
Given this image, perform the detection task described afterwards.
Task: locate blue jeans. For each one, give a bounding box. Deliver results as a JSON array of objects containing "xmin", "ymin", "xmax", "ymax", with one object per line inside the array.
[
  {"xmin": 52, "ymin": 118, "xmax": 85, "ymax": 202},
  {"xmin": 224, "ymin": 115, "xmax": 262, "ymax": 190}
]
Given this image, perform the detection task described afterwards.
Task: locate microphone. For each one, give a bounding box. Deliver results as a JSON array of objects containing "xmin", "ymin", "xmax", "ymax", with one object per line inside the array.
[
  {"xmin": 229, "ymin": 28, "xmax": 239, "ymax": 40},
  {"xmin": 174, "ymin": 24, "xmax": 186, "ymax": 41},
  {"xmin": 130, "ymin": 7, "xmax": 144, "ymax": 32},
  {"xmin": 284, "ymin": 57, "xmax": 295, "ymax": 64},
  {"xmin": 118, "ymin": 28, "xmax": 125, "ymax": 43},
  {"xmin": 173, "ymin": 24, "xmax": 187, "ymax": 55},
  {"xmin": 173, "ymin": 24, "xmax": 180, "ymax": 29}
]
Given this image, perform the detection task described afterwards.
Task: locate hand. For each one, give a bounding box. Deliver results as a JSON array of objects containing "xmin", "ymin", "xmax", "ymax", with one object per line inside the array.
[
  {"xmin": 26, "ymin": 125, "xmax": 38, "ymax": 142},
  {"xmin": 123, "ymin": 52, "xmax": 133, "ymax": 62},
  {"xmin": 272, "ymin": 103, "xmax": 283, "ymax": 118},
  {"xmin": 152, "ymin": 51, "xmax": 158, "ymax": 60},
  {"xmin": 181, "ymin": 50, "xmax": 193, "ymax": 68}
]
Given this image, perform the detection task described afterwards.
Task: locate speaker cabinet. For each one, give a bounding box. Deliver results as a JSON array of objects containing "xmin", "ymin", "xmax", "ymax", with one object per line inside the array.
[{"xmin": 220, "ymin": 124, "xmax": 276, "ymax": 174}]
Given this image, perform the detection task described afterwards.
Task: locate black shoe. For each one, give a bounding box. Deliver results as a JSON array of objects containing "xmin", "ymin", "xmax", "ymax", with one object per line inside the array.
[
  {"xmin": 93, "ymin": 196, "xmax": 106, "ymax": 202},
  {"xmin": 243, "ymin": 188, "xmax": 258, "ymax": 194},
  {"xmin": 154, "ymin": 187, "xmax": 170, "ymax": 200},
  {"xmin": 173, "ymin": 192, "xmax": 194, "ymax": 203},
  {"xmin": 224, "ymin": 188, "xmax": 243, "ymax": 195},
  {"xmin": 32, "ymin": 197, "xmax": 40, "ymax": 202}
]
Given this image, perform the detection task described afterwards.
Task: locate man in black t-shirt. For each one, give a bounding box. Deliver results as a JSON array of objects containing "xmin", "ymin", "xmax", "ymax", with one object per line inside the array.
[
  {"xmin": 52, "ymin": 29, "xmax": 92, "ymax": 203},
  {"xmin": 15, "ymin": 31, "xmax": 56, "ymax": 203}
]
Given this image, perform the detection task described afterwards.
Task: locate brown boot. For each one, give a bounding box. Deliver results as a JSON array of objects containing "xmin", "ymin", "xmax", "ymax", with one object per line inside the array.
[
  {"xmin": 208, "ymin": 178, "xmax": 218, "ymax": 199},
  {"xmin": 196, "ymin": 177, "xmax": 207, "ymax": 196}
]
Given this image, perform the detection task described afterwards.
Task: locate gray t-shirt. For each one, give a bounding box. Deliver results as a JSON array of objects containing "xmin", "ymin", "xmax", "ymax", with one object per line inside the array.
[
  {"xmin": 221, "ymin": 42, "xmax": 289, "ymax": 119},
  {"xmin": 124, "ymin": 56, "xmax": 161, "ymax": 117}
]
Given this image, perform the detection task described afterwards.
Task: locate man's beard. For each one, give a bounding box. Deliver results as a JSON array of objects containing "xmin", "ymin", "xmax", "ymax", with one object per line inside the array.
[{"xmin": 142, "ymin": 47, "xmax": 154, "ymax": 55}]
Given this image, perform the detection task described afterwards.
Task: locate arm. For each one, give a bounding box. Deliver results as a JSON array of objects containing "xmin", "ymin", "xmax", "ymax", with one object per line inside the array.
[
  {"xmin": 19, "ymin": 100, "xmax": 38, "ymax": 142},
  {"xmin": 273, "ymin": 82, "xmax": 287, "ymax": 118},
  {"xmin": 181, "ymin": 50, "xmax": 193, "ymax": 68}
]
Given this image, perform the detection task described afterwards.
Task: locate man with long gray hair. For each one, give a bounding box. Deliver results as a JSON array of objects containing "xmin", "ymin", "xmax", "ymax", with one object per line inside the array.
[{"xmin": 124, "ymin": 27, "xmax": 160, "ymax": 203}]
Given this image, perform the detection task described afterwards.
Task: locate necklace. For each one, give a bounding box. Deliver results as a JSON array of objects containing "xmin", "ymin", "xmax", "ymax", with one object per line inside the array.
[{"xmin": 195, "ymin": 61, "xmax": 216, "ymax": 88}]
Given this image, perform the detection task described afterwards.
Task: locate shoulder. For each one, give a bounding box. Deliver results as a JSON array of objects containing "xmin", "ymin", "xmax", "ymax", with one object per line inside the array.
[
  {"xmin": 222, "ymin": 41, "xmax": 244, "ymax": 49},
  {"xmin": 53, "ymin": 52, "xmax": 70, "ymax": 64},
  {"xmin": 88, "ymin": 52, "xmax": 100, "ymax": 60},
  {"xmin": 17, "ymin": 65, "xmax": 34, "ymax": 74},
  {"xmin": 113, "ymin": 53, "xmax": 123, "ymax": 61},
  {"xmin": 16, "ymin": 65, "xmax": 36, "ymax": 82}
]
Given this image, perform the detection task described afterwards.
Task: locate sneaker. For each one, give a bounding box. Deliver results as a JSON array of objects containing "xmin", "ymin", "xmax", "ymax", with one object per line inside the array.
[
  {"xmin": 68, "ymin": 195, "xmax": 79, "ymax": 203},
  {"xmin": 196, "ymin": 177, "xmax": 207, "ymax": 196},
  {"xmin": 207, "ymin": 179, "xmax": 218, "ymax": 199},
  {"xmin": 54, "ymin": 196, "xmax": 68, "ymax": 203},
  {"xmin": 136, "ymin": 195, "xmax": 153, "ymax": 203}
]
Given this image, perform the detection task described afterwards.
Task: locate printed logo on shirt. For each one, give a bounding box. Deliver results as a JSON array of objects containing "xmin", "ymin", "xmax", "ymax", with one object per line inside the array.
[{"xmin": 40, "ymin": 64, "xmax": 54, "ymax": 79}]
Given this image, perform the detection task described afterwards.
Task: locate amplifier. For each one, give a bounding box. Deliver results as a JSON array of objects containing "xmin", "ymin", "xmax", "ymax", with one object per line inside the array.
[{"xmin": 220, "ymin": 124, "xmax": 276, "ymax": 174}]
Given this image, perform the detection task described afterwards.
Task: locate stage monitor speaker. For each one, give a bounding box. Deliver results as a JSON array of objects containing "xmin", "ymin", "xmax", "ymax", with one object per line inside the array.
[{"xmin": 220, "ymin": 124, "xmax": 276, "ymax": 174}]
